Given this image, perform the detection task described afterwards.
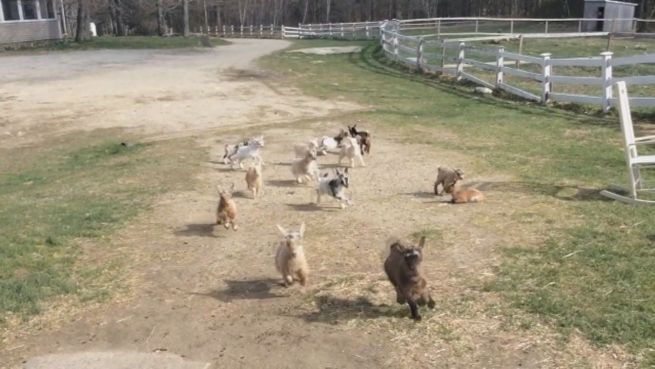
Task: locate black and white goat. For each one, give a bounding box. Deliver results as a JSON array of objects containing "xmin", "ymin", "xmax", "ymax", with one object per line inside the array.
[
  {"xmin": 316, "ymin": 168, "xmax": 352, "ymax": 209},
  {"xmin": 224, "ymin": 136, "xmax": 264, "ymax": 169}
]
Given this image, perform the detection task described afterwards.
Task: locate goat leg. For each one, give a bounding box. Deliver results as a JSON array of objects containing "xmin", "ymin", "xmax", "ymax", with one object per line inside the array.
[{"xmin": 407, "ymin": 299, "xmax": 421, "ymax": 321}]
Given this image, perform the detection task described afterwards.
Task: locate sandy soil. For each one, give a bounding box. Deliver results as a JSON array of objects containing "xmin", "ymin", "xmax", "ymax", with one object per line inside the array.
[{"xmin": 0, "ymin": 40, "xmax": 631, "ymax": 369}]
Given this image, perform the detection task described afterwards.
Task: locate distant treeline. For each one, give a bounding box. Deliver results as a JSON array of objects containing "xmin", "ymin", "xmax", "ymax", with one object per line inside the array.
[{"xmin": 68, "ymin": 0, "xmax": 651, "ymax": 37}]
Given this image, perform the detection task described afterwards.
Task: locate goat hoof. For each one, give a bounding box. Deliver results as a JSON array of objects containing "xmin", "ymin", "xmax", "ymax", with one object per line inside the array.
[
  {"xmin": 412, "ymin": 315, "xmax": 422, "ymax": 322},
  {"xmin": 428, "ymin": 300, "xmax": 436, "ymax": 309},
  {"xmin": 232, "ymin": 225, "xmax": 239, "ymax": 231}
]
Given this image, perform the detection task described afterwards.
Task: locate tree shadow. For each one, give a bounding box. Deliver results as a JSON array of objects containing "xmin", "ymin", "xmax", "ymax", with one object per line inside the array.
[
  {"xmin": 286, "ymin": 203, "xmax": 338, "ymax": 212},
  {"xmin": 232, "ymin": 190, "xmax": 252, "ymax": 199},
  {"xmin": 267, "ymin": 179, "xmax": 298, "ymax": 187},
  {"xmin": 193, "ymin": 278, "xmax": 285, "ymax": 302},
  {"xmin": 467, "ymin": 180, "xmax": 614, "ymax": 202},
  {"xmin": 174, "ymin": 223, "xmax": 219, "ymax": 237},
  {"xmin": 296, "ymin": 295, "xmax": 403, "ymax": 324},
  {"xmin": 403, "ymin": 191, "xmax": 436, "ymax": 199}
]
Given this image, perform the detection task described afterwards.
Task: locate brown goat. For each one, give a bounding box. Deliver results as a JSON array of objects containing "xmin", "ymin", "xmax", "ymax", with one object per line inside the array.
[
  {"xmin": 348, "ymin": 124, "xmax": 371, "ymax": 155},
  {"xmin": 216, "ymin": 184, "xmax": 238, "ymax": 231},
  {"xmin": 245, "ymin": 163, "xmax": 263, "ymax": 199},
  {"xmin": 447, "ymin": 181, "xmax": 485, "ymax": 204},
  {"xmin": 384, "ymin": 237, "xmax": 435, "ymax": 321},
  {"xmin": 434, "ymin": 167, "xmax": 464, "ymax": 196}
]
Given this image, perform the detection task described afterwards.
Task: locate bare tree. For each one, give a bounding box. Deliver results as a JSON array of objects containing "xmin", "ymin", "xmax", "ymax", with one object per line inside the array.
[
  {"xmin": 75, "ymin": 0, "xmax": 91, "ymax": 41},
  {"xmin": 183, "ymin": 0, "xmax": 190, "ymax": 36}
]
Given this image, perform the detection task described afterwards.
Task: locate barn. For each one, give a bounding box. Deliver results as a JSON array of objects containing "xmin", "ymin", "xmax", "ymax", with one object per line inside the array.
[
  {"xmin": 582, "ymin": 0, "xmax": 637, "ymax": 32},
  {"xmin": 0, "ymin": 0, "xmax": 63, "ymax": 45}
]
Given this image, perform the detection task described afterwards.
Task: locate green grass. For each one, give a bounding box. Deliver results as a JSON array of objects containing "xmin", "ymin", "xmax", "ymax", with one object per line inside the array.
[
  {"xmin": 0, "ymin": 132, "xmax": 202, "ymax": 320},
  {"xmin": 1, "ymin": 36, "xmax": 228, "ymax": 52},
  {"xmin": 260, "ymin": 41, "xmax": 655, "ymax": 365}
]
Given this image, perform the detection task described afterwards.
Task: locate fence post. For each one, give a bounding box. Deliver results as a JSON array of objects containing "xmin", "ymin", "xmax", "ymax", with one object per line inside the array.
[
  {"xmin": 366, "ymin": 25, "xmax": 370, "ymax": 38},
  {"xmin": 259, "ymin": 24, "xmax": 263, "ymax": 37},
  {"xmin": 250, "ymin": 24, "xmax": 253, "ymax": 36},
  {"xmin": 578, "ymin": 19, "xmax": 582, "ymax": 33},
  {"xmin": 475, "ymin": 19, "xmax": 479, "ymax": 33},
  {"xmin": 510, "ymin": 20, "xmax": 514, "ymax": 34},
  {"xmin": 281, "ymin": 25, "xmax": 285, "ymax": 38},
  {"xmin": 437, "ymin": 19, "xmax": 441, "ymax": 39},
  {"xmin": 601, "ymin": 51, "xmax": 613, "ymax": 112},
  {"xmin": 240, "ymin": 25, "xmax": 243, "ymax": 36},
  {"xmin": 340, "ymin": 23, "xmax": 344, "ymax": 38},
  {"xmin": 393, "ymin": 34, "xmax": 399, "ymax": 61},
  {"xmin": 417, "ymin": 38, "xmax": 424, "ymax": 73},
  {"xmin": 545, "ymin": 20, "xmax": 549, "ymax": 34},
  {"xmin": 271, "ymin": 24, "xmax": 274, "ymax": 36},
  {"xmin": 496, "ymin": 47, "xmax": 504, "ymax": 89},
  {"xmin": 456, "ymin": 42, "xmax": 466, "ymax": 81},
  {"xmin": 440, "ymin": 41, "xmax": 446, "ymax": 74},
  {"xmin": 541, "ymin": 53, "xmax": 552, "ymax": 104},
  {"xmin": 516, "ymin": 35, "xmax": 524, "ymax": 68},
  {"xmin": 222, "ymin": 25, "xmax": 226, "ymax": 36},
  {"xmin": 231, "ymin": 25, "xmax": 234, "ymax": 35}
]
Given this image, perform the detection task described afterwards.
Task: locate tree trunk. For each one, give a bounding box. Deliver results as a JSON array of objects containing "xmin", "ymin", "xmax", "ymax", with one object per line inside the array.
[
  {"xmin": 302, "ymin": 0, "xmax": 309, "ymax": 23},
  {"xmin": 75, "ymin": 0, "xmax": 90, "ymax": 42},
  {"xmin": 216, "ymin": 2, "xmax": 222, "ymax": 32},
  {"xmin": 326, "ymin": 0, "xmax": 331, "ymax": 22},
  {"xmin": 203, "ymin": 0, "xmax": 209, "ymax": 34},
  {"xmin": 183, "ymin": 0, "xmax": 190, "ymax": 37},
  {"xmin": 157, "ymin": 0, "xmax": 167, "ymax": 36}
]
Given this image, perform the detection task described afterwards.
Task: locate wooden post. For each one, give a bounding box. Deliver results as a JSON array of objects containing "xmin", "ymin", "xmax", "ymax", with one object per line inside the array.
[
  {"xmin": 541, "ymin": 53, "xmax": 552, "ymax": 104},
  {"xmin": 281, "ymin": 25, "xmax": 285, "ymax": 38},
  {"xmin": 606, "ymin": 33, "xmax": 613, "ymax": 52},
  {"xmin": 456, "ymin": 42, "xmax": 465, "ymax": 81},
  {"xmin": 516, "ymin": 35, "xmax": 524, "ymax": 68},
  {"xmin": 417, "ymin": 38, "xmax": 424, "ymax": 73},
  {"xmin": 601, "ymin": 51, "xmax": 613, "ymax": 112},
  {"xmin": 393, "ymin": 34, "xmax": 399, "ymax": 61},
  {"xmin": 329, "ymin": 23, "xmax": 333, "ymax": 37},
  {"xmin": 496, "ymin": 47, "xmax": 504, "ymax": 89},
  {"xmin": 440, "ymin": 42, "xmax": 447, "ymax": 74},
  {"xmin": 578, "ymin": 20, "xmax": 582, "ymax": 33},
  {"xmin": 249, "ymin": 24, "xmax": 253, "ymax": 36},
  {"xmin": 259, "ymin": 24, "xmax": 262, "ymax": 37},
  {"xmin": 340, "ymin": 23, "xmax": 344, "ymax": 38},
  {"xmin": 510, "ymin": 20, "xmax": 514, "ymax": 34},
  {"xmin": 545, "ymin": 20, "xmax": 549, "ymax": 34},
  {"xmin": 230, "ymin": 25, "xmax": 234, "ymax": 35},
  {"xmin": 351, "ymin": 23, "xmax": 355, "ymax": 40},
  {"xmin": 366, "ymin": 25, "xmax": 370, "ymax": 38},
  {"xmin": 437, "ymin": 19, "xmax": 441, "ymax": 39},
  {"xmin": 222, "ymin": 25, "xmax": 226, "ymax": 36},
  {"xmin": 240, "ymin": 24, "xmax": 243, "ymax": 36},
  {"xmin": 475, "ymin": 19, "xmax": 479, "ymax": 33}
]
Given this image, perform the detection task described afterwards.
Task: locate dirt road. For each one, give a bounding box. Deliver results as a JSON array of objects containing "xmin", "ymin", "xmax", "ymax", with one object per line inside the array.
[{"xmin": 0, "ymin": 40, "xmax": 624, "ymax": 369}]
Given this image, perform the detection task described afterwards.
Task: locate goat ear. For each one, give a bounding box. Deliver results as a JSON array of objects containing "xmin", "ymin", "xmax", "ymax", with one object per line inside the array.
[
  {"xmin": 418, "ymin": 236, "xmax": 426, "ymax": 249},
  {"xmin": 299, "ymin": 222, "xmax": 305, "ymax": 238},
  {"xmin": 276, "ymin": 225, "xmax": 287, "ymax": 236}
]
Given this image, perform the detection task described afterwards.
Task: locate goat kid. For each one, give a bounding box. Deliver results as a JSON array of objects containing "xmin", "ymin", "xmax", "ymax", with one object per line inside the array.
[
  {"xmin": 275, "ymin": 223, "xmax": 309, "ymax": 288},
  {"xmin": 384, "ymin": 237, "xmax": 435, "ymax": 321},
  {"xmin": 225, "ymin": 136, "xmax": 264, "ymax": 169},
  {"xmin": 316, "ymin": 168, "xmax": 352, "ymax": 209},
  {"xmin": 216, "ymin": 184, "xmax": 238, "ymax": 231},
  {"xmin": 245, "ymin": 162, "xmax": 263, "ymax": 199},
  {"xmin": 434, "ymin": 167, "xmax": 464, "ymax": 196},
  {"xmin": 338, "ymin": 136, "xmax": 366, "ymax": 168},
  {"xmin": 292, "ymin": 148, "xmax": 320, "ymax": 184},
  {"xmin": 447, "ymin": 181, "xmax": 485, "ymax": 204},
  {"xmin": 348, "ymin": 124, "xmax": 372, "ymax": 155},
  {"xmin": 223, "ymin": 136, "xmax": 264, "ymax": 164},
  {"xmin": 316, "ymin": 129, "xmax": 349, "ymax": 155}
]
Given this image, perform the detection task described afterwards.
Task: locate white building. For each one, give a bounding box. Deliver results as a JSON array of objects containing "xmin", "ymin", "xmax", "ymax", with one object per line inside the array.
[
  {"xmin": 583, "ymin": 0, "xmax": 637, "ymax": 32},
  {"xmin": 0, "ymin": 0, "xmax": 63, "ymax": 44}
]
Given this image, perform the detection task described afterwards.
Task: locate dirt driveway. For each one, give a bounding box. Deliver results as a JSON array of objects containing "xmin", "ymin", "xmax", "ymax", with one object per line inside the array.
[{"xmin": 0, "ymin": 40, "xmax": 625, "ymax": 369}]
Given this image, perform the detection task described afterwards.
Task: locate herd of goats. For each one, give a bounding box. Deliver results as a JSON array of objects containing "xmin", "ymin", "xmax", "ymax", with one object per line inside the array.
[{"xmin": 214, "ymin": 125, "xmax": 484, "ymax": 321}]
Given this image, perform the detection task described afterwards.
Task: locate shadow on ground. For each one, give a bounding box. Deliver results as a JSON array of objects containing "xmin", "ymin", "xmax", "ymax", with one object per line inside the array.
[
  {"xmin": 193, "ymin": 278, "xmax": 286, "ymax": 302},
  {"xmin": 297, "ymin": 295, "xmax": 403, "ymax": 324},
  {"xmin": 174, "ymin": 223, "xmax": 219, "ymax": 237}
]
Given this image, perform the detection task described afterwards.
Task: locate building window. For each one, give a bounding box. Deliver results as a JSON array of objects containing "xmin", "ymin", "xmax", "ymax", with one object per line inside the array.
[
  {"xmin": 22, "ymin": 0, "xmax": 38, "ymax": 19},
  {"xmin": 2, "ymin": 0, "xmax": 20, "ymax": 20},
  {"xmin": 39, "ymin": 0, "xmax": 54, "ymax": 18}
]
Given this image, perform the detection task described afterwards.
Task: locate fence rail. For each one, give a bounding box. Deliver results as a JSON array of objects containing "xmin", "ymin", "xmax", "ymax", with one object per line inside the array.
[{"xmin": 377, "ymin": 19, "xmax": 655, "ymax": 111}]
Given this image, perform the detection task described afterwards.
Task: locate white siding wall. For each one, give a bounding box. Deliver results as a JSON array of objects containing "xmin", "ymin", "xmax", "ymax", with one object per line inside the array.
[{"xmin": 0, "ymin": 0, "xmax": 62, "ymax": 44}]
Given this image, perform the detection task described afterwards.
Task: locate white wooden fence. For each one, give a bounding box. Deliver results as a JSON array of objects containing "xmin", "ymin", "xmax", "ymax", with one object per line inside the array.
[{"xmin": 379, "ymin": 20, "xmax": 655, "ymax": 111}]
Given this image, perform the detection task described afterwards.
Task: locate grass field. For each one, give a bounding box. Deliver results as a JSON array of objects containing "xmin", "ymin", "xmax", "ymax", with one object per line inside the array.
[
  {"xmin": 260, "ymin": 40, "xmax": 655, "ymax": 366},
  {"xmin": 0, "ymin": 35, "xmax": 228, "ymax": 53},
  {"xmin": 0, "ymin": 131, "xmax": 202, "ymax": 320}
]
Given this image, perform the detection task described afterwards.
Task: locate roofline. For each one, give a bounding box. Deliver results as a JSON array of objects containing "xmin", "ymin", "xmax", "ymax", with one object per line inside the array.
[{"xmin": 584, "ymin": 0, "xmax": 638, "ymax": 6}]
